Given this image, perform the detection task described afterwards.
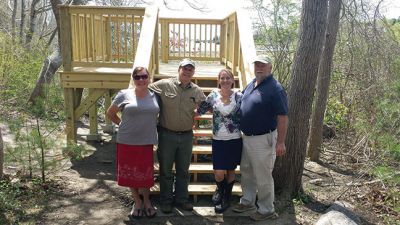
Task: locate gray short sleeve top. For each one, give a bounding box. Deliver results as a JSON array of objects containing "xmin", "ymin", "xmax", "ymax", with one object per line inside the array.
[{"xmin": 112, "ymin": 89, "xmax": 159, "ymax": 145}]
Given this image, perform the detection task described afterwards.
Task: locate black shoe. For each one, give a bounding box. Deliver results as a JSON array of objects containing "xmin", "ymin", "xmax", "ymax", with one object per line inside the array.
[
  {"xmin": 175, "ymin": 202, "xmax": 193, "ymax": 211},
  {"xmin": 160, "ymin": 203, "xmax": 173, "ymax": 213}
]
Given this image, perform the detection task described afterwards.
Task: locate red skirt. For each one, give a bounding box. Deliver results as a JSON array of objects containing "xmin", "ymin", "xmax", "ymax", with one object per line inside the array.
[{"xmin": 116, "ymin": 143, "xmax": 154, "ymax": 188}]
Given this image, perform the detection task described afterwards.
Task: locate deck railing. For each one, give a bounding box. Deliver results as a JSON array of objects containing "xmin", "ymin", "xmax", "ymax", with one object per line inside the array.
[
  {"xmin": 59, "ymin": 6, "xmax": 146, "ymax": 69},
  {"xmin": 159, "ymin": 18, "xmax": 223, "ymax": 62}
]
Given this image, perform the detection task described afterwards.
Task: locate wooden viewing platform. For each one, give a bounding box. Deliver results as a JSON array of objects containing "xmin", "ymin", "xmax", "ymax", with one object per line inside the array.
[{"xmin": 58, "ymin": 4, "xmax": 258, "ymax": 199}]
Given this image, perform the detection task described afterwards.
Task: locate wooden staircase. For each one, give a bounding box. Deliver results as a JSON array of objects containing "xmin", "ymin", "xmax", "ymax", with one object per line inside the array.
[
  {"xmin": 150, "ymin": 70, "xmax": 242, "ymax": 201},
  {"xmin": 57, "ymin": 5, "xmax": 258, "ymax": 201}
]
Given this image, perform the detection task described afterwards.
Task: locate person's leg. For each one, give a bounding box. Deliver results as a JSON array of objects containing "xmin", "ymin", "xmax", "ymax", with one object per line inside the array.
[
  {"xmin": 141, "ymin": 188, "xmax": 156, "ymax": 218},
  {"xmin": 248, "ymin": 132, "xmax": 277, "ymax": 214},
  {"xmin": 130, "ymin": 188, "xmax": 143, "ymax": 217},
  {"xmin": 212, "ymin": 170, "xmax": 226, "ymax": 205},
  {"xmin": 174, "ymin": 132, "xmax": 193, "ymax": 205},
  {"xmin": 214, "ymin": 170, "xmax": 225, "ymax": 182},
  {"xmin": 238, "ymin": 135, "xmax": 257, "ymax": 206},
  {"xmin": 157, "ymin": 130, "xmax": 178, "ymax": 209},
  {"xmin": 226, "ymin": 170, "xmax": 235, "ymax": 183}
]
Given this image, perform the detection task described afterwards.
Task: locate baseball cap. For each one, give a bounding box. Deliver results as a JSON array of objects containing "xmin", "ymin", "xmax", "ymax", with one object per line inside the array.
[
  {"xmin": 179, "ymin": 58, "xmax": 196, "ymax": 68},
  {"xmin": 253, "ymin": 55, "xmax": 272, "ymax": 64}
]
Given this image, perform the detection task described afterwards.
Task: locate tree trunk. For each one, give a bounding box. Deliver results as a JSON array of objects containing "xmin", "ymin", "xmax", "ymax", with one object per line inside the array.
[
  {"xmin": 29, "ymin": 50, "xmax": 62, "ymax": 102},
  {"xmin": 25, "ymin": 0, "xmax": 40, "ymax": 48},
  {"xmin": 308, "ymin": 0, "xmax": 342, "ymax": 161},
  {"xmin": 19, "ymin": 0, "xmax": 26, "ymax": 43},
  {"xmin": 0, "ymin": 126, "xmax": 4, "ymax": 179},
  {"xmin": 273, "ymin": 0, "xmax": 328, "ymax": 198},
  {"xmin": 29, "ymin": 0, "xmax": 63, "ymax": 103},
  {"xmin": 11, "ymin": 0, "xmax": 18, "ymax": 41}
]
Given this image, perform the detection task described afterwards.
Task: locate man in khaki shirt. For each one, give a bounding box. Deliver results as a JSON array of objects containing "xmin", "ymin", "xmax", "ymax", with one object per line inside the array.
[{"xmin": 149, "ymin": 58, "xmax": 205, "ymax": 213}]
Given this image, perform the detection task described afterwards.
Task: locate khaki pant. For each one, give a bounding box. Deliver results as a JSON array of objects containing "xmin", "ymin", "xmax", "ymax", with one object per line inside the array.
[{"xmin": 239, "ymin": 130, "xmax": 277, "ymax": 214}]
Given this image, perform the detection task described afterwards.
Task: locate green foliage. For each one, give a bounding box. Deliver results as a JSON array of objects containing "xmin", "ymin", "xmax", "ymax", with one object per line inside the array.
[
  {"xmin": 62, "ymin": 143, "xmax": 87, "ymax": 160},
  {"xmin": 0, "ymin": 176, "xmax": 53, "ymax": 224},
  {"xmin": 292, "ymin": 191, "xmax": 312, "ymax": 206},
  {"xmin": 324, "ymin": 98, "xmax": 349, "ymax": 129},
  {"xmin": 0, "ymin": 33, "xmax": 65, "ymax": 182},
  {"xmin": 251, "ymin": 0, "xmax": 300, "ymax": 86}
]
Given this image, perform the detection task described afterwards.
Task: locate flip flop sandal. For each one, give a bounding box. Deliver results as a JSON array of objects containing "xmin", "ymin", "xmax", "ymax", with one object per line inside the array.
[
  {"xmin": 130, "ymin": 207, "xmax": 143, "ymax": 219},
  {"xmin": 145, "ymin": 206, "xmax": 157, "ymax": 218}
]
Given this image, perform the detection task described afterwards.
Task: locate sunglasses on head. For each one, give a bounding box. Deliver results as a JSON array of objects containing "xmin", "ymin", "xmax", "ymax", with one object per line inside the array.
[{"xmin": 133, "ymin": 74, "xmax": 149, "ymax": 80}]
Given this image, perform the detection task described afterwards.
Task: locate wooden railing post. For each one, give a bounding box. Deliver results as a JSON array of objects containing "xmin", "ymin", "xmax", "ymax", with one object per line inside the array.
[
  {"xmin": 59, "ymin": 6, "xmax": 72, "ymax": 71},
  {"xmin": 160, "ymin": 19, "xmax": 169, "ymax": 63}
]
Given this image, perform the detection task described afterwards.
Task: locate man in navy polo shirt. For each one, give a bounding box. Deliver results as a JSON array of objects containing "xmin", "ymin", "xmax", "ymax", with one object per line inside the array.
[{"xmin": 233, "ymin": 55, "xmax": 288, "ymax": 221}]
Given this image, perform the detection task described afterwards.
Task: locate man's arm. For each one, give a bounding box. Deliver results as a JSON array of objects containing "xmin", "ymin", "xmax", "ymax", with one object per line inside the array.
[{"xmin": 276, "ymin": 115, "xmax": 288, "ymax": 156}]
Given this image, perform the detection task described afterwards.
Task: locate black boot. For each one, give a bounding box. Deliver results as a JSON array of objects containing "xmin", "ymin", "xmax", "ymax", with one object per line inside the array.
[
  {"xmin": 215, "ymin": 180, "xmax": 234, "ymax": 213},
  {"xmin": 212, "ymin": 179, "xmax": 226, "ymax": 205}
]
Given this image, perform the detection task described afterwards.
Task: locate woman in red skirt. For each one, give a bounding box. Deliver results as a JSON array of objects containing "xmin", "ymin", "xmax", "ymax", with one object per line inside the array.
[{"xmin": 107, "ymin": 66, "xmax": 159, "ymax": 218}]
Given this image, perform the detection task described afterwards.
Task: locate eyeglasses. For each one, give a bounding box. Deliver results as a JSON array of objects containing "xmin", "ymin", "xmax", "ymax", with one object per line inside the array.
[{"xmin": 133, "ymin": 74, "xmax": 149, "ymax": 80}]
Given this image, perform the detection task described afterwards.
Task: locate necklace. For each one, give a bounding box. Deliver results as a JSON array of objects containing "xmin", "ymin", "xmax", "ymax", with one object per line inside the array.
[{"xmin": 220, "ymin": 90, "xmax": 232, "ymax": 105}]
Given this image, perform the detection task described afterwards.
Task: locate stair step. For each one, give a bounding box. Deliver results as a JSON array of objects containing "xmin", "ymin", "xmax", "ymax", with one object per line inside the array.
[
  {"xmin": 194, "ymin": 114, "xmax": 212, "ymax": 120},
  {"xmin": 154, "ymin": 163, "xmax": 240, "ymax": 174},
  {"xmin": 154, "ymin": 74, "xmax": 239, "ymax": 81},
  {"xmin": 150, "ymin": 183, "xmax": 242, "ymax": 195},
  {"xmin": 192, "ymin": 145, "xmax": 212, "ymax": 154},
  {"xmin": 153, "ymin": 144, "xmax": 212, "ymax": 154},
  {"xmin": 193, "ymin": 129, "xmax": 213, "ymax": 137}
]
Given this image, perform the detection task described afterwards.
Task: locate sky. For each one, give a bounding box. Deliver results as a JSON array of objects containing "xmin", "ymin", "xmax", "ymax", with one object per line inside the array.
[
  {"xmin": 158, "ymin": 0, "xmax": 400, "ymax": 19},
  {"xmin": 380, "ymin": 0, "xmax": 400, "ymax": 18}
]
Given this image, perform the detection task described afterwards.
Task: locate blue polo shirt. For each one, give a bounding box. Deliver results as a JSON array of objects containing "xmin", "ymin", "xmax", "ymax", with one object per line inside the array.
[{"xmin": 240, "ymin": 75, "xmax": 288, "ymax": 135}]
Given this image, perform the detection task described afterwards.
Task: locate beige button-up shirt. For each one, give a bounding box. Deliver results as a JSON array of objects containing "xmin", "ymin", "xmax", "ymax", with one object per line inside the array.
[{"xmin": 149, "ymin": 77, "xmax": 206, "ymax": 131}]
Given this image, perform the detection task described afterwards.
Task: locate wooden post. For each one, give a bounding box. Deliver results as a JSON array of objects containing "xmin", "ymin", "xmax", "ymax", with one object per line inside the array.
[
  {"xmin": 102, "ymin": 90, "xmax": 115, "ymax": 134},
  {"xmin": 232, "ymin": 16, "xmax": 239, "ymax": 77},
  {"xmin": 59, "ymin": 6, "xmax": 72, "ymax": 71},
  {"xmin": 154, "ymin": 18, "xmax": 159, "ymax": 74},
  {"xmin": 87, "ymin": 89, "xmax": 101, "ymax": 141},
  {"xmin": 161, "ymin": 19, "xmax": 169, "ymax": 63},
  {"xmin": 64, "ymin": 88, "xmax": 76, "ymax": 143}
]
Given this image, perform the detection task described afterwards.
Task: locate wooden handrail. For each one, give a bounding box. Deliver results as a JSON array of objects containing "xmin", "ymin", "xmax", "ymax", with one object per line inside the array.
[
  {"xmin": 236, "ymin": 8, "xmax": 256, "ymax": 87},
  {"xmin": 129, "ymin": 6, "xmax": 159, "ymax": 88}
]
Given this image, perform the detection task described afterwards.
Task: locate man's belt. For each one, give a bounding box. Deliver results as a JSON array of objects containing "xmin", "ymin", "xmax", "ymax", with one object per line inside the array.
[
  {"xmin": 243, "ymin": 129, "xmax": 276, "ymax": 136},
  {"xmin": 159, "ymin": 126, "xmax": 192, "ymax": 134}
]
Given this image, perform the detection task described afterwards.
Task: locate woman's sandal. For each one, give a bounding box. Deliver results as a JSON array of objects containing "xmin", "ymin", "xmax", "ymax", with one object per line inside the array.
[
  {"xmin": 130, "ymin": 206, "xmax": 143, "ymax": 219},
  {"xmin": 144, "ymin": 206, "xmax": 157, "ymax": 218}
]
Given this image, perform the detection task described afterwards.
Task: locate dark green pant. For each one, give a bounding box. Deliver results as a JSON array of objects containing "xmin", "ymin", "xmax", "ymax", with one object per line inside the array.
[{"xmin": 157, "ymin": 129, "xmax": 193, "ymax": 204}]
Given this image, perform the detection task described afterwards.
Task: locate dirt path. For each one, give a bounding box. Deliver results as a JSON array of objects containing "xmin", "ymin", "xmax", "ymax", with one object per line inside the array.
[
  {"xmin": 2, "ymin": 122, "xmax": 381, "ymax": 224},
  {"xmin": 37, "ymin": 136, "xmax": 304, "ymax": 225}
]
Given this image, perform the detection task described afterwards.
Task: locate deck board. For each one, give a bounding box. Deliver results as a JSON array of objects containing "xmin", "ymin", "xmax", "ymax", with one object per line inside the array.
[{"xmin": 158, "ymin": 61, "xmax": 225, "ymax": 77}]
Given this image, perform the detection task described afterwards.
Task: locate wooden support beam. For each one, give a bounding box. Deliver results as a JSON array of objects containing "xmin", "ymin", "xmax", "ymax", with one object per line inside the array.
[
  {"xmin": 64, "ymin": 88, "xmax": 76, "ymax": 143},
  {"xmin": 74, "ymin": 88, "xmax": 107, "ymax": 119},
  {"xmin": 87, "ymin": 89, "xmax": 101, "ymax": 141},
  {"xmin": 102, "ymin": 90, "xmax": 115, "ymax": 133}
]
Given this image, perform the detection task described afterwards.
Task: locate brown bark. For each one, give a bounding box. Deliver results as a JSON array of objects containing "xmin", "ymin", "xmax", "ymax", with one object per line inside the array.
[
  {"xmin": 29, "ymin": 50, "xmax": 62, "ymax": 102},
  {"xmin": 25, "ymin": 0, "xmax": 40, "ymax": 48},
  {"xmin": 273, "ymin": 0, "xmax": 328, "ymax": 197},
  {"xmin": 11, "ymin": 0, "xmax": 18, "ymax": 40},
  {"xmin": 19, "ymin": 0, "xmax": 25, "ymax": 43},
  {"xmin": 308, "ymin": 0, "xmax": 342, "ymax": 161}
]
